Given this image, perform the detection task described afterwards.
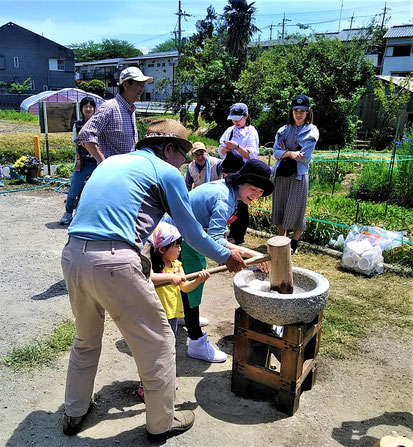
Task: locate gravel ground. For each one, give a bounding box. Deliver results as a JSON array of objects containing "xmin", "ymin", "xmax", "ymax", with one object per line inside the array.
[{"xmin": 0, "ymin": 190, "xmax": 412, "ymax": 447}]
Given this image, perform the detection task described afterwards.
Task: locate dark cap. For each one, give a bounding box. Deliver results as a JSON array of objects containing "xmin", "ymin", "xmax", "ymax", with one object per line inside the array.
[
  {"xmin": 233, "ymin": 159, "xmax": 274, "ymax": 197},
  {"xmin": 291, "ymin": 95, "xmax": 310, "ymax": 110},
  {"xmin": 227, "ymin": 103, "xmax": 248, "ymax": 121}
]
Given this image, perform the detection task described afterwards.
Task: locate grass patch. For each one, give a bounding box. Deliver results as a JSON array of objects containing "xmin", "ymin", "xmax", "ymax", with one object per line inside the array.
[
  {"xmin": 0, "ymin": 110, "xmax": 38, "ymax": 123},
  {"xmin": 2, "ymin": 319, "xmax": 75, "ymax": 370},
  {"xmin": 243, "ymin": 233, "xmax": 413, "ymax": 360}
]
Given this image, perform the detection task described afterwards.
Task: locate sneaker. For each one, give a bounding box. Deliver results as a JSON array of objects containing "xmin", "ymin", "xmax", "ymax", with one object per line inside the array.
[
  {"xmin": 187, "ymin": 332, "xmax": 227, "ymax": 363},
  {"xmin": 59, "ymin": 211, "xmax": 72, "ymax": 225},
  {"xmin": 62, "ymin": 412, "xmax": 88, "ymax": 436},
  {"xmin": 147, "ymin": 410, "xmax": 195, "ymax": 443},
  {"xmin": 177, "ymin": 316, "xmax": 209, "ymax": 327},
  {"xmin": 137, "ymin": 382, "xmax": 145, "ymax": 402},
  {"xmin": 138, "ymin": 380, "xmax": 179, "ymax": 402}
]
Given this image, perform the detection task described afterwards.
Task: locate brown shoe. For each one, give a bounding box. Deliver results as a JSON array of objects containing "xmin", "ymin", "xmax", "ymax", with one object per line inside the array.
[{"xmin": 147, "ymin": 410, "xmax": 195, "ymax": 443}]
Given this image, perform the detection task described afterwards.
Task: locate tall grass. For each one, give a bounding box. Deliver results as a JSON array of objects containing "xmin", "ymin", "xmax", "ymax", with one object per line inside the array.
[{"xmin": 0, "ymin": 109, "xmax": 38, "ymax": 123}]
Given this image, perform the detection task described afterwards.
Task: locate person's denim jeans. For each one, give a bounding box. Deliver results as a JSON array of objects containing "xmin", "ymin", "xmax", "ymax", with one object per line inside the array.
[{"xmin": 66, "ymin": 161, "xmax": 97, "ymax": 214}]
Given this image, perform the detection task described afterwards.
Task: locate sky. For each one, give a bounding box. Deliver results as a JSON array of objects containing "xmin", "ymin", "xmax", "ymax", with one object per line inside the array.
[{"xmin": 0, "ymin": 0, "xmax": 412, "ymax": 54}]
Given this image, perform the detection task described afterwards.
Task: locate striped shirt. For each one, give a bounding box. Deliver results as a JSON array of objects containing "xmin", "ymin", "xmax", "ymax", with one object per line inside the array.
[{"xmin": 78, "ymin": 94, "xmax": 138, "ymax": 158}]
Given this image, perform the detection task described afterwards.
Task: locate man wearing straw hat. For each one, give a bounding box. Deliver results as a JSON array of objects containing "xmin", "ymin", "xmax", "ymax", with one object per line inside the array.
[{"xmin": 61, "ymin": 119, "xmax": 246, "ymax": 442}]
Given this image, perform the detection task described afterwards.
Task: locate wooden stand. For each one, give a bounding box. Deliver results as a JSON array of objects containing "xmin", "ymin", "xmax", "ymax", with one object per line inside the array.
[{"xmin": 231, "ymin": 307, "xmax": 323, "ymax": 415}]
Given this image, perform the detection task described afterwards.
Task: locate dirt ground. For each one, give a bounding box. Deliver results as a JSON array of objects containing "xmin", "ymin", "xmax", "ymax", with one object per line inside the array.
[
  {"xmin": 0, "ymin": 120, "xmax": 39, "ymax": 133},
  {"xmin": 0, "ymin": 190, "xmax": 412, "ymax": 447}
]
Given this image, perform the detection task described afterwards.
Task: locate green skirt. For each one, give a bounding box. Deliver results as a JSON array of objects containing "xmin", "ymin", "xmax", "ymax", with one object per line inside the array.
[{"xmin": 180, "ymin": 240, "xmax": 206, "ymax": 308}]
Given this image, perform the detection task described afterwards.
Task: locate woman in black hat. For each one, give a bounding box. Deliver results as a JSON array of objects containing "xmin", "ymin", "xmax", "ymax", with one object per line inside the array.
[
  {"xmin": 165, "ymin": 159, "xmax": 273, "ymax": 363},
  {"xmin": 270, "ymin": 95, "xmax": 319, "ymax": 254}
]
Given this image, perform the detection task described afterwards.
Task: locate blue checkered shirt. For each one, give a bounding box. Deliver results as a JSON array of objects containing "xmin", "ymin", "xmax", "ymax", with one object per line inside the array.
[{"xmin": 78, "ymin": 94, "xmax": 138, "ymax": 158}]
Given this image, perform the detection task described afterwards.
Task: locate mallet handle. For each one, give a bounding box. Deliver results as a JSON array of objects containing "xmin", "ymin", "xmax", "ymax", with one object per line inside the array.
[{"xmin": 155, "ymin": 253, "xmax": 271, "ymax": 287}]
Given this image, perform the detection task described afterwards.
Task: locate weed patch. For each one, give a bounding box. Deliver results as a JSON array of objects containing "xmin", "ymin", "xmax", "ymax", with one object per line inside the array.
[{"xmin": 2, "ymin": 319, "xmax": 75, "ymax": 370}]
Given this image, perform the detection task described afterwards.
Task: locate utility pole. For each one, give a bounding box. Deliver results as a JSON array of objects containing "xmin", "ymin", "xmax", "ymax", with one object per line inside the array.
[
  {"xmin": 175, "ymin": 0, "xmax": 190, "ymax": 52},
  {"xmin": 381, "ymin": 2, "xmax": 389, "ymax": 30},
  {"xmin": 279, "ymin": 13, "xmax": 291, "ymax": 39},
  {"xmin": 338, "ymin": 0, "xmax": 344, "ymax": 32},
  {"xmin": 349, "ymin": 12, "xmax": 355, "ymax": 29},
  {"xmin": 269, "ymin": 22, "xmax": 275, "ymax": 40}
]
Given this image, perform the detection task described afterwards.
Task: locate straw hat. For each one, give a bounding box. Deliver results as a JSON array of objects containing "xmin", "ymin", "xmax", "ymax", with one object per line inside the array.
[{"xmin": 136, "ymin": 119, "xmax": 192, "ymax": 152}]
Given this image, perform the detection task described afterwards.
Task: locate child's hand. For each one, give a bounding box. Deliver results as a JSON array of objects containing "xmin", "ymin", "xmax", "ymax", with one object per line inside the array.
[
  {"xmin": 197, "ymin": 270, "xmax": 210, "ymax": 283},
  {"xmin": 170, "ymin": 274, "xmax": 186, "ymax": 286},
  {"xmin": 258, "ymin": 261, "xmax": 269, "ymax": 273}
]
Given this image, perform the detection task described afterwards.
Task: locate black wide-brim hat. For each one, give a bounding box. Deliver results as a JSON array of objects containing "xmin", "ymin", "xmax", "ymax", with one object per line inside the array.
[{"xmin": 233, "ymin": 159, "xmax": 274, "ymax": 197}]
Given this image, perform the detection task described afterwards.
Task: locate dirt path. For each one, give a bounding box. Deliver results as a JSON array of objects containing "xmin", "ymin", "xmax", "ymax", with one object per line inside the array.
[{"xmin": 0, "ymin": 191, "xmax": 412, "ymax": 446}]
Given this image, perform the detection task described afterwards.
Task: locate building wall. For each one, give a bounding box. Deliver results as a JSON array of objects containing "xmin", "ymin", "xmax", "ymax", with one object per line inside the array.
[
  {"xmin": 382, "ymin": 37, "xmax": 413, "ymax": 76},
  {"xmin": 0, "ymin": 22, "xmax": 75, "ymax": 93}
]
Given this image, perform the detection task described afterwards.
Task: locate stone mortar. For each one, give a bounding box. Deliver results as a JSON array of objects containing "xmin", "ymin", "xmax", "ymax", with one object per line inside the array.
[{"xmin": 233, "ymin": 267, "xmax": 330, "ymax": 325}]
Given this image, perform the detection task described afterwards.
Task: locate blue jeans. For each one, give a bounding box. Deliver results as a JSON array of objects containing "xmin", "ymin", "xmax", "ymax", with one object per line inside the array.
[
  {"xmin": 168, "ymin": 318, "xmax": 178, "ymax": 336},
  {"xmin": 66, "ymin": 161, "xmax": 97, "ymax": 214}
]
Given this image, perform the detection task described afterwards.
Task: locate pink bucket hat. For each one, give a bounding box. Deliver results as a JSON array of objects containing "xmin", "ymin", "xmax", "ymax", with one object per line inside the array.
[{"xmin": 148, "ymin": 222, "xmax": 181, "ymax": 249}]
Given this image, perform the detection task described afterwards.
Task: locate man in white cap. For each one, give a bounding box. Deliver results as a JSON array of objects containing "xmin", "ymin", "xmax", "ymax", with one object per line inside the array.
[{"xmin": 77, "ymin": 66, "xmax": 153, "ymax": 163}]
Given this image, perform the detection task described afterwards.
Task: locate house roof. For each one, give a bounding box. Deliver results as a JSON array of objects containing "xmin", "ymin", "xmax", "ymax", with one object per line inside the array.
[
  {"xmin": 384, "ymin": 25, "xmax": 413, "ymax": 39},
  {"xmin": 376, "ymin": 75, "xmax": 413, "ymax": 93},
  {"xmin": 0, "ymin": 22, "xmax": 72, "ymax": 53},
  {"xmin": 250, "ymin": 28, "xmax": 370, "ymax": 48},
  {"xmin": 75, "ymin": 58, "xmax": 124, "ymax": 67},
  {"xmin": 123, "ymin": 51, "xmax": 178, "ymax": 61}
]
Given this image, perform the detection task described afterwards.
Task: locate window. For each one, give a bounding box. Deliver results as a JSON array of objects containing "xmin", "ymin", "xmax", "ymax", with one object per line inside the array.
[
  {"xmin": 162, "ymin": 62, "xmax": 165, "ymax": 67},
  {"xmin": 157, "ymin": 63, "xmax": 161, "ymax": 67},
  {"xmin": 389, "ymin": 45, "xmax": 411, "ymax": 57},
  {"xmin": 0, "ymin": 56, "xmax": 5, "ymax": 69},
  {"xmin": 43, "ymin": 85, "xmax": 48, "ymax": 90},
  {"xmin": 13, "ymin": 57, "xmax": 19, "ymax": 67},
  {"xmin": 148, "ymin": 63, "xmax": 154, "ymax": 67},
  {"xmin": 49, "ymin": 58, "xmax": 65, "ymax": 71}
]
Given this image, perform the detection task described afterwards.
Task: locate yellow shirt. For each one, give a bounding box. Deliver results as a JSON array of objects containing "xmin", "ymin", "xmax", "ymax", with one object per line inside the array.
[{"xmin": 155, "ymin": 260, "xmax": 184, "ymax": 319}]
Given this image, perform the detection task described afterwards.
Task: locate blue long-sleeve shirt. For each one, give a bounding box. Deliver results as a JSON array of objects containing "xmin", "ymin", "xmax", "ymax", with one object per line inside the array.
[
  {"xmin": 166, "ymin": 179, "xmax": 238, "ymax": 247},
  {"xmin": 68, "ymin": 148, "xmax": 230, "ymax": 263},
  {"xmin": 271, "ymin": 124, "xmax": 319, "ymax": 180}
]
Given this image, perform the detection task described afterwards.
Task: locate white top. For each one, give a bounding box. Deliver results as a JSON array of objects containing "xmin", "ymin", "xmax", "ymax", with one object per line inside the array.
[{"xmin": 218, "ymin": 125, "xmax": 260, "ymax": 162}]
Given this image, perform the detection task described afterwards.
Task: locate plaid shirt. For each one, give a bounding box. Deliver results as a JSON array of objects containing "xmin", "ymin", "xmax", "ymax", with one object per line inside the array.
[{"xmin": 78, "ymin": 94, "xmax": 138, "ymax": 158}]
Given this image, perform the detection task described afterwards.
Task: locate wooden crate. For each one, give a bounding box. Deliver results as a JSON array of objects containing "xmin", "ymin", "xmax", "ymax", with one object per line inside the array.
[{"xmin": 231, "ymin": 307, "xmax": 323, "ymax": 415}]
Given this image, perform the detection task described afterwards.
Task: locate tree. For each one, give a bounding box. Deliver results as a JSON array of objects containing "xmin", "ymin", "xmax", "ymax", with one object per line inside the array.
[
  {"xmin": 150, "ymin": 38, "xmax": 177, "ymax": 53},
  {"xmin": 78, "ymin": 79, "xmax": 106, "ymax": 97},
  {"xmin": 222, "ymin": 0, "xmax": 259, "ymax": 66},
  {"xmin": 169, "ymin": 1, "xmax": 259, "ymax": 131},
  {"xmin": 69, "ymin": 39, "xmax": 142, "ymax": 61},
  {"xmin": 374, "ymin": 75, "xmax": 413, "ymax": 129},
  {"xmin": 237, "ymin": 34, "xmax": 375, "ymax": 147}
]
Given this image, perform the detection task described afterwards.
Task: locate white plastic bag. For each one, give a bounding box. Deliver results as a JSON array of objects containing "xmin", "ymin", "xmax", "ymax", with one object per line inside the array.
[{"xmin": 342, "ymin": 224, "xmax": 407, "ymax": 276}]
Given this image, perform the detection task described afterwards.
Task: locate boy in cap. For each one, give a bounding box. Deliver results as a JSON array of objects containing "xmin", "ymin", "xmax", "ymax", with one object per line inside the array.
[{"xmin": 78, "ymin": 67, "xmax": 153, "ymax": 162}]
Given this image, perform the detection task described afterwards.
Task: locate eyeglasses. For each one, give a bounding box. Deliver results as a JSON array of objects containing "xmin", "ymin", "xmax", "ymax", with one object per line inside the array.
[{"xmin": 176, "ymin": 146, "xmax": 187, "ymax": 159}]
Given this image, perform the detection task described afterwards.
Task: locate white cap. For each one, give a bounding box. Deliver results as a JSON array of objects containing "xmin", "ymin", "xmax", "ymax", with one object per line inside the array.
[{"xmin": 118, "ymin": 67, "xmax": 153, "ymax": 85}]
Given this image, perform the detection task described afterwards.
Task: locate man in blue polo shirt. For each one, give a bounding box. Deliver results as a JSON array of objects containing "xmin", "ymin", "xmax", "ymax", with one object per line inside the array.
[{"xmin": 61, "ymin": 119, "xmax": 246, "ymax": 443}]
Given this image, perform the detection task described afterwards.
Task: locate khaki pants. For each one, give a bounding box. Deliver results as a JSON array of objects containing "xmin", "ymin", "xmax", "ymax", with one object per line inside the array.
[{"xmin": 61, "ymin": 237, "xmax": 176, "ymax": 435}]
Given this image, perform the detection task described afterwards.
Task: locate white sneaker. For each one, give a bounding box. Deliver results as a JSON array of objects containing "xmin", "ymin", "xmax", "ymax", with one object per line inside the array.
[
  {"xmin": 187, "ymin": 333, "xmax": 227, "ymax": 363},
  {"xmin": 59, "ymin": 211, "xmax": 72, "ymax": 225},
  {"xmin": 177, "ymin": 316, "xmax": 209, "ymax": 327}
]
